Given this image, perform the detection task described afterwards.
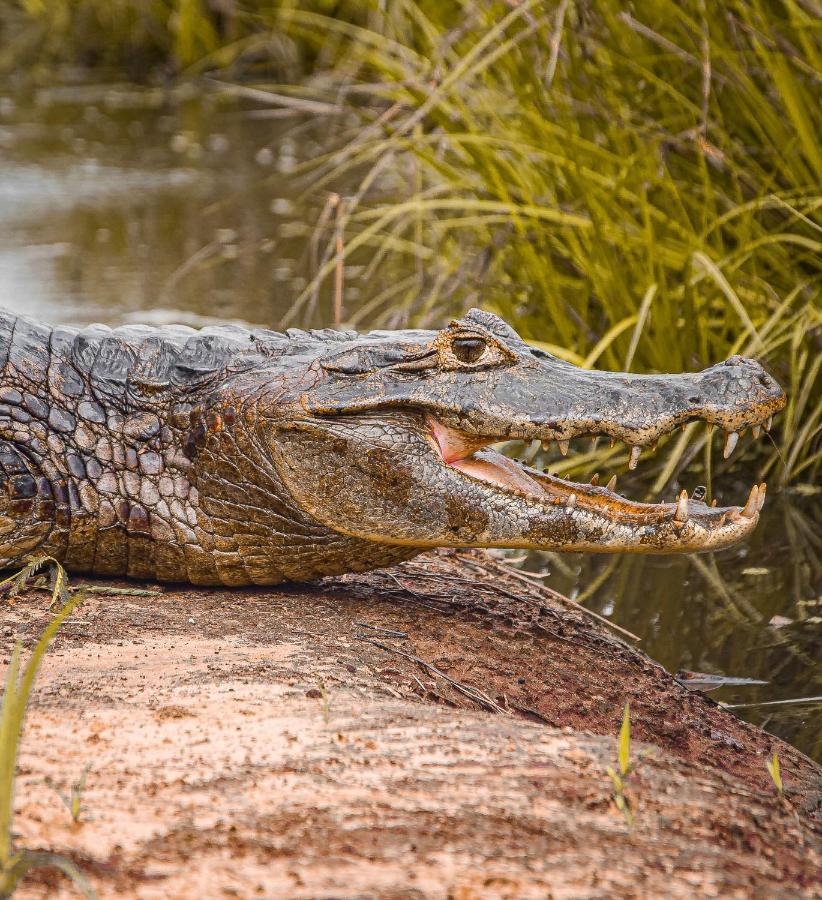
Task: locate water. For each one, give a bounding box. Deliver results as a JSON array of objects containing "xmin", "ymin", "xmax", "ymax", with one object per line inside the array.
[
  {"xmin": 0, "ymin": 81, "xmax": 329, "ymax": 326},
  {"xmin": 0, "ymin": 82, "xmax": 818, "ymax": 761}
]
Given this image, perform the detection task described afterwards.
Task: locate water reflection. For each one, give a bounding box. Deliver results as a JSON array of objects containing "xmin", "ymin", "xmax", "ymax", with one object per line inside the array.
[
  {"xmin": 0, "ymin": 83, "xmax": 819, "ymax": 760},
  {"xmin": 0, "ymin": 82, "xmax": 325, "ymax": 326}
]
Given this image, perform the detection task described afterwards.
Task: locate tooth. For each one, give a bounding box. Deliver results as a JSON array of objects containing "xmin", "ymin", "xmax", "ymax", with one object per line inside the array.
[
  {"xmin": 674, "ymin": 489, "xmax": 689, "ymax": 522},
  {"xmin": 710, "ymin": 499, "xmax": 717, "ymax": 507},
  {"xmin": 558, "ymin": 440, "xmax": 570, "ymax": 456},
  {"xmin": 590, "ymin": 473, "xmax": 600, "ymax": 486},
  {"xmin": 628, "ymin": 446, "xmax": 641, "ymax": 470},
  {"xmin": 723, "ymin": 431, "xmax": 739, "ymax": 459},
  {"xmin": 741, "ymin": 484, "xmax": 759, "ymax": 518},
  {"xmin": 752, "ymin": 425, "xmax": 761, "ymax": 439},
  {"xmin": 541, "ymin": 440, "xmax": 550, "ymax": 451},
  {"xmin": 609, "ymin": 438, "xmax": 615, "ymax": 448},
  {"xmin": 719, "ymin": 513, "xmax": 726, "ymax": 526},
  {"xmin": 591, "ymin": 436, "xmax": 600, "ymax": 450},
  {"xmin": 606, "ymin": 475, "xmax": 617, "ymax": 492},
  {"xmin": 757, "ymin": 482, "xmax": 767, "ymax": 512},
  {"xmin": 566, "ymin": 493, "xmax": 577, "ymax": 509},
  {"xmin": 766, "ymin": 416, "xmax": 773, "ymax": 431}
]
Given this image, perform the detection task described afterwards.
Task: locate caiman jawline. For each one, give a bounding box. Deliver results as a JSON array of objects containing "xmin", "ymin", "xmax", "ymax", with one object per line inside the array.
[{"xmin": 427, "ymin": 415, "xmax": 768, "ymax": 534}]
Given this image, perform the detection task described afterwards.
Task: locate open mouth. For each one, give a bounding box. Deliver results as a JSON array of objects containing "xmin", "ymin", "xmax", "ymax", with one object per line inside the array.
[{"xmin": 427, "ymin": 414, "xmax": 771, "ymax": 540}]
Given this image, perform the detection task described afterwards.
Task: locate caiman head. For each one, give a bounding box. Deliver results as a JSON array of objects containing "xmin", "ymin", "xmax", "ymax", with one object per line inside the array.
[{"xmin": 270, "ymin": 309, "xmax": 785, "ymax": 555}]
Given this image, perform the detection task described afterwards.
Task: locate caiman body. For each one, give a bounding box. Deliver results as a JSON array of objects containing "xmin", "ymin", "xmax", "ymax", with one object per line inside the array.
[{"xmin": 0, "ymin": 309, "xmax": 784, "ymax": 586}]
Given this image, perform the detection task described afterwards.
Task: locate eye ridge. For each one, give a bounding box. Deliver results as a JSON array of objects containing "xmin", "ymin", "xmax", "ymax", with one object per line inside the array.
[{"xmin": 451, "ymin": 336, "xmax": 487, "ymax": 363}]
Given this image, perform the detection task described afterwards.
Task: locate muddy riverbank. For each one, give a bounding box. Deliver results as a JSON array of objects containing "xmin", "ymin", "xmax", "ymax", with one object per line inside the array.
[{"xmin": 9, "ymin": 550, "xmax": 821, "ymax": 897}]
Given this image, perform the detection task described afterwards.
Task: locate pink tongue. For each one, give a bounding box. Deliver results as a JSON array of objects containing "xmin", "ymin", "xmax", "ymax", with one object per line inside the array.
[
  {"xmin": 450, "ymin": 449, "xmax": 543, "ymax": 495},
  {"xmin": 428, "ymin": 416, "xmax": 489, "ymax": 463}
]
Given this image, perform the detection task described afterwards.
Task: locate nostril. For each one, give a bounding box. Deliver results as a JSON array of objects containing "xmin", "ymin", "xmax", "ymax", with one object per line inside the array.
[
  {"xmin": 688, "ymin": 396, "xmax": 701, "ymax": 404},
  {"xmin": 758, "ymin": 374, "xmax": 771, "ymax": 388}
]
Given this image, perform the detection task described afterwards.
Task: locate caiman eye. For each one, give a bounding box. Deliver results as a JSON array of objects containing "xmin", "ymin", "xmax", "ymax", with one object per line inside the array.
[{"xmin": 451, "ymin": 337, "xmax": 487, "ymax": 364}]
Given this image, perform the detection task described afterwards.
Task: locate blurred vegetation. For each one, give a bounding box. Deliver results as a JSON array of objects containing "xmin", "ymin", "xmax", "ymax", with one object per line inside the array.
[
  {"xmin": 0, "ymin": 0, "xmax": 354, "ymax": 75},
  {"xmin": 0, "ymin": 0, "xmax": 820, "ymax": 486},
  {"xmin": 1, "ymin": 0, "xmax": 244, "ymax": 74}
]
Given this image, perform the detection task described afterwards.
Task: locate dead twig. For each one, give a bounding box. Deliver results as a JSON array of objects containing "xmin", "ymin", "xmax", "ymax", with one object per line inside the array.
[
  {"xmin": 207, "ymin": 80, "xmax": 344, "ymax": 115},
  {"xmin": 383, "ymin": 572, "xmax": 429, "ymax": 600},
  {"xmin": 357, "ymin": 636, "xmax": 507, "ymax": 715},
  {"xmin": 354, "ymin": 622, "xmax": 408, "ymax": 638},
  {"xmin": 289, "ymin": 627, "xmax": 327, "ymax": 640},
  {"xmin": 455, "ymin": 555, "xmax": 557, "ymax": 609},
  {"xmin": 617, "ymin": 12, "xmax": 700, "ymax": 66},
  {"xmin": 545, "ymin": 0, "xmax": 569, "ymax": 87},
  {"xmin": 409, "ymin": 672, "xmax": 429, "ymax": 695},
  {"xmin": 480, "ymin": 558, "xmax": 641, "ymax": 642}
]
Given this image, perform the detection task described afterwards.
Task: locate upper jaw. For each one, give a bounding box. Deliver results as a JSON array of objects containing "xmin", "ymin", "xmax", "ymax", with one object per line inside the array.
[
  {"xmin": 430, "ymin": 393, "xmax": 782, "ymax": 470},
  {"xmin": 429, "ymin": 351, "xmax": 785, "ymax": 467}
]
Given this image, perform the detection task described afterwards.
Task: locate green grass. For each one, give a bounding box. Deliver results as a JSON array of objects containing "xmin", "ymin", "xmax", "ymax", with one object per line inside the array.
[
  {"xmin": 606, "ymin": 701, "xmax": 636, "ymax": 828},
  {"xmin": 766, "ymin": 750, "xmax": 784, "ymax": 795},
  {"xmin": 0, "ymin": 558, "xmax": 94, "ymax": 898},
  {"xmin": 46, "ymin": 764, "xmax": 91, "ymax": 826}
]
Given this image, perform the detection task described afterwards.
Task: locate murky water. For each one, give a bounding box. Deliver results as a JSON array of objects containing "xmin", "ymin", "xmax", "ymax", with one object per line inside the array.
[
  {"xmin": 0, "ymin": 81, "xmax": 331, "ymax": 326},
  {"xmin": 0, "ymin": 83, "xmax": 819, "ymax": 760}
]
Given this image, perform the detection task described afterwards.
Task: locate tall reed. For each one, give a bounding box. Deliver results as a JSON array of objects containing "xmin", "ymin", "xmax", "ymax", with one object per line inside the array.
[{"xmin": 276, "ymin": 0, "xmax": 820, "ymax": 486}]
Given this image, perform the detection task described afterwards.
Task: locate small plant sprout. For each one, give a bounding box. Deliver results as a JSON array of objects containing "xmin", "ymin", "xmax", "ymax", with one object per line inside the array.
[
  {"xmin": 0, "ymin": 557, "xmax": 95, "ymax": 898},
  {"xmin": 766, "ymin": 751, "xmax": 783, "ymax": 796},
  {"xmin": 318, "ymin": 679, "xmax": 330, "ymax": 725},
  {"xmin": 68, "ymin": 766, "xmax": 90, "ymax": 823},
  {"xmin": 606, "ymin": 701, "xmax": 637, "ymax": 828},
  {"xmin": 47, "ymin": 764, "xmax": 91, "ymax": 825}
]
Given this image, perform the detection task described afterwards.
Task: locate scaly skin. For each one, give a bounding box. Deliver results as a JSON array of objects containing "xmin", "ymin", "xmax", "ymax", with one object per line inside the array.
[{"xmin": 0, "ymin": 309, "xmax": 785, "ymax": 585}]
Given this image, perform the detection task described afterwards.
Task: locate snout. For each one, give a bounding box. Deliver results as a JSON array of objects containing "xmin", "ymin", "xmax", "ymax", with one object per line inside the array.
[
  {"xmin": 695, "ymin": 356, "xmax": 786, "ymax": 432},
  {"xmin": 513, "ymin": 352, "xmax": 786, "ymax": 449}
]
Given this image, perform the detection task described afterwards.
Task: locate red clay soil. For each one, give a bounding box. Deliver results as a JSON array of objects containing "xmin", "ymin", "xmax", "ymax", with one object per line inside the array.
[{"xmin": 5, "ymin": 550, "xmax": 821, "ymax": 898}]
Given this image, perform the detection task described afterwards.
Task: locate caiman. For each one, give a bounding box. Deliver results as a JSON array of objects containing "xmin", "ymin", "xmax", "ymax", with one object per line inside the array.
[{"xmin": 0, "ymin": 308, "xmax": 785, "ymax": 586}]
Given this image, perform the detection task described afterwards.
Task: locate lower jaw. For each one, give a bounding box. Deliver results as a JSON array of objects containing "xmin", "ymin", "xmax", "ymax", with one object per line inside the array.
[{"xmin": 443, "ymin": 446, "xmax": 764, "ymax": 536}]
